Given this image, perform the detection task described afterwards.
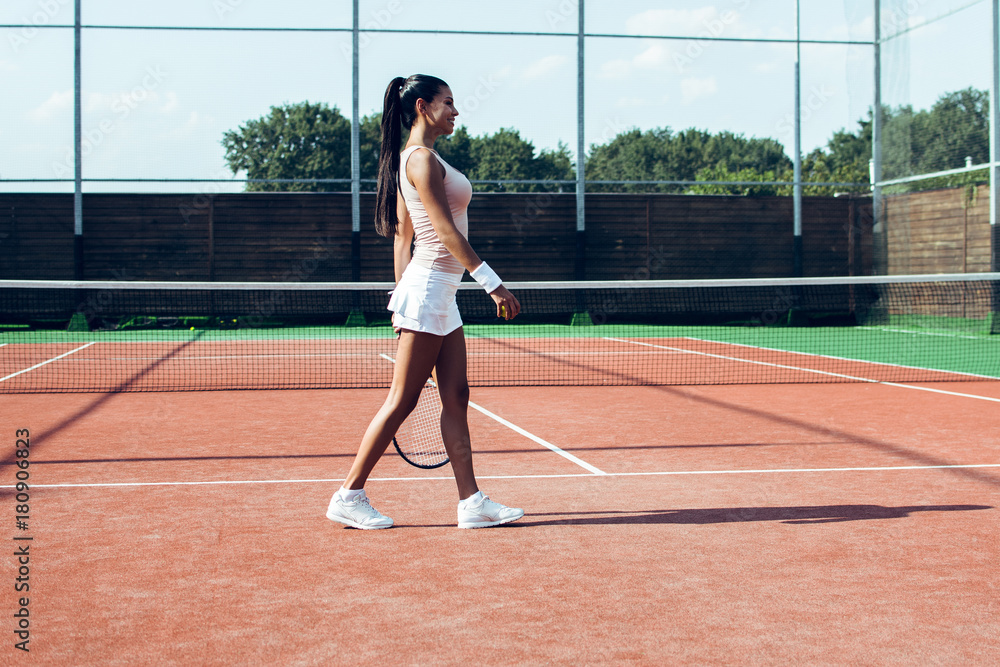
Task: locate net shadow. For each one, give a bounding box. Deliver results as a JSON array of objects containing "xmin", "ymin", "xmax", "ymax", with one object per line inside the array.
[
  {"xmin": 486, "ymin": 336, "xmax": 1000, "ymax": 490},
  {"xmin": 0, "ymin": 333, "xmax": 207, "ymax": 477}
]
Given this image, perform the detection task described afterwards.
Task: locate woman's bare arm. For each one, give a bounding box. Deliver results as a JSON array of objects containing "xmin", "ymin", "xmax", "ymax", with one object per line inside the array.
[{"xmin": 393, "ymin": 189, "xmax": 413, "ymax": 283}]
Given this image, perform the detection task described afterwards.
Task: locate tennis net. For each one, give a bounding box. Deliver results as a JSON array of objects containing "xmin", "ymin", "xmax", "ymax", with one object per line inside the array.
[{"xmin": 1, "ymin": 274, "xmax": 998, "ymax": 393}]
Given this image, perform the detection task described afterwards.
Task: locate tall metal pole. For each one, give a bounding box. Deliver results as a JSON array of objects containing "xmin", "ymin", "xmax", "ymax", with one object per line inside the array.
[
  {"xmin": 73, "ymin": 0, "xmax": 83, "ymax": 279},
  {"xmin": 575, "ymin": 0, "xmax": 586, "ymax": 281},
  {"xmin": 991, "ymin": 0, "xmax": 999, "ymax": 256},
  {"xmin": 872, "ymin": 0, "xmax": 885, "ymax": 275},
  {"xmin": 991, "ymin": 0, "xmax": 999, "ymax": 331},
  {"xmin": 793, "ymin": 0, "xmax": 803, "ymax": 277},
  {"xmin": 350, "ymin": 0, "xmax": 361, "ymax": 282}
]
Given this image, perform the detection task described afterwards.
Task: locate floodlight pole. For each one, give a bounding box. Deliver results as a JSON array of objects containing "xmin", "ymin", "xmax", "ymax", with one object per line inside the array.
[
  {"xmin": 872, "ymin": 0, "xmax": 885, "ymax": 275},
  {"xmin": 351, "ymin": 0, "xmax": 361, "ymax": 282},
  {"xmin": 793, "ymin": 0, "xmax": 803, "ymax": 277},
  {"xmin": 992, "ymin": 0, "xmax": 999, "ymax": 268},
  {"xmin": 74, "ymin": 0, "xmax": 83, "ymax": 279},
  {"xmin": 992, "ymin": 0, "xmax": 999, "ymax": 331},
  {"xmin": 575, "ymin": 0, "xmax": 586, "ymax": 281}
]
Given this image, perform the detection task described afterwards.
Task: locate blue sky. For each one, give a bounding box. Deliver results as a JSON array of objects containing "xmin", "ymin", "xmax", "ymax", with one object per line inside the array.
[{"xmin": 0, "ymin": 0, "xmax": 992, "ymax": 192}]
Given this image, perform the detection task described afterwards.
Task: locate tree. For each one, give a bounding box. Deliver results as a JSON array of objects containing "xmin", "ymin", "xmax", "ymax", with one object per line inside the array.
[
  {"xmin": 222, "ymin": 87, "xmax": 987, "ymax": 197},
  {"xmin": 223, "ymin": 106, "xmax": 571, "ymax": 192},
  {"xmin": 222, "ymin": 101, "xmax": 352, "ymax": 192},
  {"xmin": 585, "ymin": 127, "xmax": 792, "ymax": 193},
  {"xmin": 882, "ymin": 87, "xmax": 989, "ymax": 184},
  {"xmin": 466, "ymin": 129, "xmax": 574, "ymax": 191}
]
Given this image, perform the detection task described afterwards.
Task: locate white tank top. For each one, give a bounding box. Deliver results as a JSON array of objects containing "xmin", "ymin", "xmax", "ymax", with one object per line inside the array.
[{"xmin": 398, "ymin": 145, "xmax": 473, "ymax": 275}]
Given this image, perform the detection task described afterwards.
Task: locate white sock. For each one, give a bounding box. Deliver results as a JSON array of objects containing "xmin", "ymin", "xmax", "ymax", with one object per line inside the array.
[
  {"xmin": 460, "ymin": 491, "xmax": 484, "ymax": 506},
  {"xmin": 338, "ymin": 487, "xmax": 365, "ymax": 502}
]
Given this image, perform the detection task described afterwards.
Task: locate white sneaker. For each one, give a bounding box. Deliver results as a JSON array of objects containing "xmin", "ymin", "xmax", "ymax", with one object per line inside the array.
[
  {"xmin": 326, "ymin": 490, "xmax": 394, "ymax": 529},
  {"xmin": 457, "ymin": 494, "xmax": 524, "ymax": 529}
]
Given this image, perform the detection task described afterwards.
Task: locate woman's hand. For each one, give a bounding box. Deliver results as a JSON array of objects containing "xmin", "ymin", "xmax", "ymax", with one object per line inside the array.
[{"xmin": 490, "ymin": 285, "xmax": 521, "ymax": 320}]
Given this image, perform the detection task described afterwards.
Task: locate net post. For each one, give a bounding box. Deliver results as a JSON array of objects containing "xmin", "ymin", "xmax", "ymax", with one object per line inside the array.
[
  {"xmin": 991, "ymin": 225, "xmax": 999, "ymax": 334},
  {"xmin": 792, "ymin": 235, "xmax": 803, "ymax": 277},
  {"xmin": 73, "ymin": 0, "xmax": 83, "ymax": 280},
  {"xmin": 871, "ymin": 0, "xmax": 886, "ymax": 275},
  {"xmin": 991, "ymin": 0, "xmax": 999, "ymax": 332},
  {"xmin": 572, "ymin": 3, "xmax": 588, "ymax": 325},
  {"xmin": 792, "ymin": 0, "xmax": 803, "ymax": 278},
  {"xmin": 347, "ymin": 0, "xmax": 365, "ymax": 328}
]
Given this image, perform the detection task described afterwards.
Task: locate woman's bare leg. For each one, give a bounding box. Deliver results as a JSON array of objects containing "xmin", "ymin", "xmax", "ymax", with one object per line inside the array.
[
  {"xmin": 342, "ymin": 330, "xmax": 443, "ymax": 490},
  {"xmin": 433, "ymin": 327, "xmax": 479, "ymax": 499}
]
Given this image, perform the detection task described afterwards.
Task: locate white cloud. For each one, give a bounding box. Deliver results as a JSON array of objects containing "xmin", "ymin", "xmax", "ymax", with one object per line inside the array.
[
  {"xmin": 598, "ymin": 7, "xmax": 762, "ymax": 79},
  {"xmin": 28, "ymin": 90, "xmax": 72, "ymax": 122},
  {"xmin": 524, "ymin": 55, "xmax": 569, "ymax": 80},
  {"xmin": 633, "ymin": 43, "xmax": 673, "ymax": 69},
  {"xmin": 680, "ymin": 77, "xmax": 718, "ymax": 104}
]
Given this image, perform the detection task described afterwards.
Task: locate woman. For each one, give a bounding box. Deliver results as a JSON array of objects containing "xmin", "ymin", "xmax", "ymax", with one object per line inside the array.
[{"xmin": 326, "ymin": 74, "xmax": 523, "ymax": 530}]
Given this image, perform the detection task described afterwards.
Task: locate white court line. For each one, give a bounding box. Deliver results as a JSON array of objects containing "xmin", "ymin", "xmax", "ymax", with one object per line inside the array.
[
  {"xmin": 680, "ymin": 335, "xmax": 999, "ymax": 381},
  {"xmin": 466, "ymin": 401, "xmax": 607, "ymax": 475},
  {"xmin": 9, "ymin": 463, "xmax": 999, "ymax": 489},
  {"xmin": 606, "ymin": 337, "xmax": 1000, "ymax": 402},
  {"xmin": 0, "ymin": 342, "xmax": 95, "ymax": 383},
  {"xmin": 380, "ymin": 352, "xmax": 606, "ymax": 475},
  {"xmin": 879, "ymin": 383, "xmax": 1000, "ymax": 403},
  {"xmin": 59, "ymin": 353, "xmax": 384, "ymax": 361},
  {"xmin": 857, "ymin": 326, "xmax": 983, "ymax": 341}
]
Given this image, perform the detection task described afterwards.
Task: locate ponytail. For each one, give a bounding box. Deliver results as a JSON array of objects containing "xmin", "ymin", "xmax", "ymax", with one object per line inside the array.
[
  {"xmin": 374, "ymin": 74, "xmax": 449, "ymax": 238},
  {"xmin": 375, "ymin": 76, "xmax": 406, "ymax": 238}
]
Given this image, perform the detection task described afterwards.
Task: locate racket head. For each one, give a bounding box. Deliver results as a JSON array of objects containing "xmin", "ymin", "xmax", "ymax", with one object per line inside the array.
[{"xmin": 392, "ymin": 379, "xmax": 449, "ymax": 469}]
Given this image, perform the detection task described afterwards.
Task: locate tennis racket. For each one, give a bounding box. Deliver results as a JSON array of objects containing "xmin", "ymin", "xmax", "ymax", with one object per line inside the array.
[{"xmin": 392, "ymin": 374, "xmax": 449, "ymax": 469}]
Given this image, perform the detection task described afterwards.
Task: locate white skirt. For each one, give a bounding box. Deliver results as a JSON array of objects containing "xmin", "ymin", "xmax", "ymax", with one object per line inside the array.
[{"xmin": 387, "ymin": 263, "xmax": 464, "ymax": 336}]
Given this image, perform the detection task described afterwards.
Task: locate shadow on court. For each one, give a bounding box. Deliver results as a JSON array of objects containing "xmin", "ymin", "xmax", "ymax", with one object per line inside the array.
[
  {"xmin": 391, "ymin": 504, "xmax": 993, "ymax": 529},
  {"xmin": 514, "ymin": 504, "xmax": 994, "ymax": 526},
  {"xmin": 487, "ymin": 337, "xmax": 1000, "ymax": 490},
  {"xmin": 0, "ymin": 334, "xmax": 204, "ymax": 477}
]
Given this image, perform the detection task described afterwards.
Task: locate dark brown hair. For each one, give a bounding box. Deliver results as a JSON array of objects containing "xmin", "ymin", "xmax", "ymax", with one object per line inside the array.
[{"xmin": 374, "ymin": 74, "xmax": 448, "ymax": 238}]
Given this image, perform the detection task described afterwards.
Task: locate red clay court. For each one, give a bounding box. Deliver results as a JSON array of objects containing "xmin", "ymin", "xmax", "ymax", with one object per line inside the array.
[
  {"xmin": 2, "ymin": 372, "xmax": 998, "ymax": 664},
  {"xmin": 2, "ymin": 276, "xmax": 999, "ymax": 663}
]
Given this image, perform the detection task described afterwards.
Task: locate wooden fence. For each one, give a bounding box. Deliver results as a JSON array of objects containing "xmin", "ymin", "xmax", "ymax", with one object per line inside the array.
[
  {"xmin": 0, "ymin": 192, "xmax": 875, "ymax": 282},
  {"xmin": 882, "ymin": 184, "xmax": 992, "ymax": 275}
]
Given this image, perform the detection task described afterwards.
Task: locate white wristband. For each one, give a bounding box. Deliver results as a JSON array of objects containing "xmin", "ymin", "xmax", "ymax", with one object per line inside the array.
[{"xmin": 470, "ymin": 261, "xmax": 502, "ymax": 293}]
